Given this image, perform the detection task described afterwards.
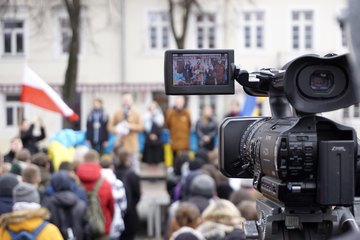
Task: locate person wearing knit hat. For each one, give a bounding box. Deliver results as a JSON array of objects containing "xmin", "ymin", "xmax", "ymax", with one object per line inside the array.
[
  {"xmin": 187, "ymin": 174, "xmax": 216, "ymax": 213},
  {"xmin": 0, "ymin": 173, "xmax": 19, "ymax": 215},
  {"xmin": 0, "ymin": 182, "xmax": 64, "ymax": 240}
]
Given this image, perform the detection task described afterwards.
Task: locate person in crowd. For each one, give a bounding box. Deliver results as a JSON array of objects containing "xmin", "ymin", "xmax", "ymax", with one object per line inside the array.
[
  {"xmin": 169, "ymin": 202, "xmax": 204, "ymax": 240},
  {"xmin": 192, "ymin": 58, "xmax": 205, "ymax": 85},
  {"xmin": 142, "ymin": 101, "xmax": 164, "ymax": 166},
  {"xmin": 166, "ymin": 152, "xmax": 191, "ymax": 203},
  {"xmin": 10, "ymin": 149, "xmax": 31, "ymax": 176},
  {"xmin": 0, "ymin": 182, "xmax": 64, "ymax": 240},
  {"xmin": 237, "ymin": 200, "xmax": 257, "ymax": 221},
  {"xmin": 197, "ymin": 199, "xmax": 245, "ymax": 240},
  {"xmin": 43, "ymin": 171, "xmax": 87, "ymax": 240},
  {"xmin": 225, "ymin": 99, "xmax": 241, "ymax": 118},
  {"xmin": 0, "ymin": 173, "xmax": 19, "ymax": 215},
  {"xmin": 100, "ymin": 157, "xmax": 127, "ymax": 240},
  {"xmin": 86, "ymin": 98, "xmax": 109, "ymax": 155},
  {"xmin": 229, "ymin": 189, "xmax": 253, "ymax": 207},
  {"xmin": 114, "ymin": 147, "xmax": 141, "ymax": 240},
  {"xmin": 32, "ymin": 153, "xmax": 51, "ymax": 189},
  {"xmin": 76, "ymin": 150, "xmax": 114, "ymax": 239},
  {"xmin": 4, "ymin": 137, "xmax": 23, "ymax": 163},
  {"xmin": 45, "ymin": 161, "xmax": 87, "ymax": 204},
  {"xmin": 168, "ymin": 173, "xmax": 217, "ymax": 237},
  {"xmin": 214, "ymin": 59, "xmax": 226, "ymax": 85},
  {"xmin": 180, "ymin": 158, "xmax": 208, "ymax": 201},
  {"xmin": 0, "ymin": 156, "xmax": 11, "ymax": 176},
  {"xmin": 186, "ymin": 174, "xmax": 217, "ymax": 213},
  {"xmin": 166, "ymin": 96, "xmax": 191, "ymax": 161},
  {"xmin": 21, "ymin": 164, "xmax": 41, "ymax": 188},
  {"xmin": 195, "ymin": 105, "xmax": 217, "ymax": 152},
  {"xmin": 20, "ymin": 118, "xmax": 46, "ymax": 154},
  {"xmin": 108, "ymin": 93, "xmax": 144, "ymax": 174}
]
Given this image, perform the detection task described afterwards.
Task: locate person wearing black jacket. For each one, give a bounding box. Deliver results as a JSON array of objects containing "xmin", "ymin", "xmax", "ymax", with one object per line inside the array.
[
  {"xmin": 142, "ymin": 101, "xmax": 164, "ymax": 165},
  {"xmin": 195, "ymin": 105, "xmax": 217, "ymax": 152},
  {"xmin": 114, "ymin": 147, "xmax": 141, "ymax": 240},
  {"xmin": 86, "ymin": 98, "xmax": 109, "ymax": 155},
  {"xmin": 20, "ymin": 119, "xmax": 46, "ymax": 154},
  {"xmin": 43, "ymin": 171, "xmax": 87, "ymax": 240}
]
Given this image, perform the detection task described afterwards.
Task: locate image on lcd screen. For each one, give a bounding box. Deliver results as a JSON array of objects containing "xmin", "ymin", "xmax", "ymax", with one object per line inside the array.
[{"xmin": 172, "ymin": 53, "xmax": 229, "ymax": 86}]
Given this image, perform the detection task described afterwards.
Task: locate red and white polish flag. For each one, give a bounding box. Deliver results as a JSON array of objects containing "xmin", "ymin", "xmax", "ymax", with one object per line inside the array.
[{"xmin": 20, "ymin": 65, "xmax": 79, "ymax": 122}]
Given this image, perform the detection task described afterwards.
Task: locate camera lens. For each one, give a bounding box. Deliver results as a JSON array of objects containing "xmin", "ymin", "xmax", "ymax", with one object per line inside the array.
[{"xmin": 310, "ymin": 71, "xmax": 334, "ymax": 92}]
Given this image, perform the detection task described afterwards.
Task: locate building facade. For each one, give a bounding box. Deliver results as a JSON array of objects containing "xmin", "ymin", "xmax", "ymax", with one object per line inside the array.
[{"xmin": 0, "ymin": 0, "xmax": 354, "ymax": 152}]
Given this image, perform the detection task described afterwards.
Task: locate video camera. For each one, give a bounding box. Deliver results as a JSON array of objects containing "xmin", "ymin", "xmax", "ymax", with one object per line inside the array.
[{"xmin": 164, "ymin": 50, "xmax": 360, "ymax": 239}]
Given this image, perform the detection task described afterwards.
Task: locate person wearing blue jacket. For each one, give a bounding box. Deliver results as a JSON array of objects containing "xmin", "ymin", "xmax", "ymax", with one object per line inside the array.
[{"xmin": 0, "ymin": 173, "xmax": 19, "ymax": 215}]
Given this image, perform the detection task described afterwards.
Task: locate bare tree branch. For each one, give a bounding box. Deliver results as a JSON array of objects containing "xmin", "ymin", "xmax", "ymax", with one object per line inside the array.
[{"xmin": 168, "ymin": 0, "xmax": 200, "ymax": 49}]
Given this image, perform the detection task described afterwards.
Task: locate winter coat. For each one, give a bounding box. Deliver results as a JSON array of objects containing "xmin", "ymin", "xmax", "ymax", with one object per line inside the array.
[
  {"xmin": 108, "ymin": 107, "xmax": 144, "ymax": 153},
  {"xmin": 195, "ymin": 118, "xmax": 217, "ymax": 151},
  {"xmin": 166, "ymin": 108, "xmax": 191, "ymax": 152},
  {"xmin": 0, "ymin": 208, "xmax": 63, "ymax": 240},
  {"xmin": 86, "ymin": 108, "xmax": 109, "ymax": 145},
  {"xmin": 20, "ymin": 124, "xmax": 46, "ymax": 154},
  {"xmin": 101, "ymin": 168, "xmax": 127, "ymax": 239},
  {"xmin": 76, "ymin": 162, "xmax": 115, "ymax": 235},
  {"xmin": 0, "ymin": 196, "xmax": 13, "ymax": 216},
  {"xmin": 115, "ymin": 165, "xmax": 141, "ymax": 240},
  {"xmin": 43, "ymin": 191, "xmax": 87, "ymax": 240},
  {"xmin": 143, "ymin": 111, "xmax": 164, "ymax": 164}
]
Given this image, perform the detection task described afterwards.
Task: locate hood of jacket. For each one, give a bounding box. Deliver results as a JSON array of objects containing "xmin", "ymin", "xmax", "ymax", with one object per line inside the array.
[
  {"xmin": 0, "ymin": 208, "xmax": 50, "ymax": 232},
  {"xmin": 51, "ymin": 171, "xmax": 72, "ymax": 192},
  {"xmin": 50, "ymin": 191, "xmax": 79, "ymax": 208},
  {"xmin": 101, "ymin": 168, "xmax": 116, "ymax": 185},
  {"xmin": 76, "ymin": 162, "xmax": 101, "ymax": 183}
]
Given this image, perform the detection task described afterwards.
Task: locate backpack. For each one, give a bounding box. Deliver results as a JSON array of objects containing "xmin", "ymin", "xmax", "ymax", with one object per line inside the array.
[
  {"xmin": 6, "ymin": 221, "xmax": 48, "ymax": 240},
  {"xmin": 86, "ymin": 177, "xmax": 105, "ymax": 238},
  {"xmin": 56, "ymin": 206, "xmax": 76, "ymax": 240}
]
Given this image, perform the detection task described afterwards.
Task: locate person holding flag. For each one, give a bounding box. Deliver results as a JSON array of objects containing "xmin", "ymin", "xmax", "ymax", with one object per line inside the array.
[{"xmin": 20, "ymin": 118, "xmax": 46, "ymax": 154}]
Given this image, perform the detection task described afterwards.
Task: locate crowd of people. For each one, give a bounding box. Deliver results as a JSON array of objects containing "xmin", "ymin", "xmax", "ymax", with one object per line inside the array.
[{"xmin": 0, "ymin": 93, "xmax": 252, "ymax": 240}]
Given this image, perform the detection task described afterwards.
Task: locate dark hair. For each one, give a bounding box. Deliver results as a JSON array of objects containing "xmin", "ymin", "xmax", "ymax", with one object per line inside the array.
[
  {"xmin": 173, "ymin": 152, "xmax": 191, "ymax": 176},
  {"xmin": 32, "ymin": 153, "xmax": 49, "ymax": 168},
  {"xmin": 59, "ymin": 161, "xmax": 75, "ymax": 171}
]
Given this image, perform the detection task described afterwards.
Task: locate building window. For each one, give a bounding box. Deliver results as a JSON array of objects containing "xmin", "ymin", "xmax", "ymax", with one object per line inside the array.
[
  {"xmin": 5, "ymin": 95, "xmax": 24, "ymax": 127},
  {"xmin": 60, "ymin": 18, "xmax": 72, "ymax": 53},
  {"xmin": 2, "ymin": 20, "xmax": 24, "ymax": 56},
  {"xmin": 148, "ymin": 12, "xmax": 169, "ymax": 50},
  {"xmin": 343, "ymin": 104, "xmax": 360, "ymax": 119},
  {"xmin": 196, "ymin": 13, "xmax": 216, "ymax": 49},
  {"xmin": 242, "ymin": 11, "xmax": 264, "ymax": 49},
  {"xmin": 291, "ymin": 10, "xmax": 313, "ymax": 50}
]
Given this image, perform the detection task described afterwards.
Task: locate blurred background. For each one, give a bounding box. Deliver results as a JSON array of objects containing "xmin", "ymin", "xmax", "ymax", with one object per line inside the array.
[{"xmin": 0, "ymin": 0, "xmax": 354, "ymax": 151}]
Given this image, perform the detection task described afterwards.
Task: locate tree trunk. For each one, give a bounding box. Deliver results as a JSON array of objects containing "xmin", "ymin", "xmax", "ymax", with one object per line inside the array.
[
  {"xmin": 62, "ymin": 0, "xmax": 81, "ymax": 129},
  {"xmin": 168, "ymin": 0, "xmax": 197, "ymax": 49}
]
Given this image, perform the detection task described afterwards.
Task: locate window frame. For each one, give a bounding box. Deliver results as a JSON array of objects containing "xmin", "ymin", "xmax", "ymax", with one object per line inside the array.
[
  {"xmin": 240, "ymin": 11, "xmax": 265, "ymax": 51},
  {"xmin": 196, "ymin": 12, "xmax": 217, "ymax": 49},
  {"xmin": 147, "ymin": 11, "xmax": 170, "ymax": 51},
  {"xmin": 1, "ymin": 18, "xmax": 26, "ymax": 58}
]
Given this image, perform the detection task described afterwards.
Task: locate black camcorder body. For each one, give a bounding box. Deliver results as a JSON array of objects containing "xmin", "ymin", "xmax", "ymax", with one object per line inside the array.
[
  {"xmin": 219, "ymin": 115, "xmax": 356, "ymax": 207},
  {"xmin": 164, "ymin": 50, "xmax": 360, "ymax": 209}
]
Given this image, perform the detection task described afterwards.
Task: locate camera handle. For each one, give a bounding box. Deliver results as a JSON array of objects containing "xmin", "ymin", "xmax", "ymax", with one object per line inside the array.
[
  {"xmin": 233, "ymin": 66, "xmax": 293, "ymax": 119},
  {"xmin": 243, "ymin": 198, "xmax": 360, "ymax": 240}
]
